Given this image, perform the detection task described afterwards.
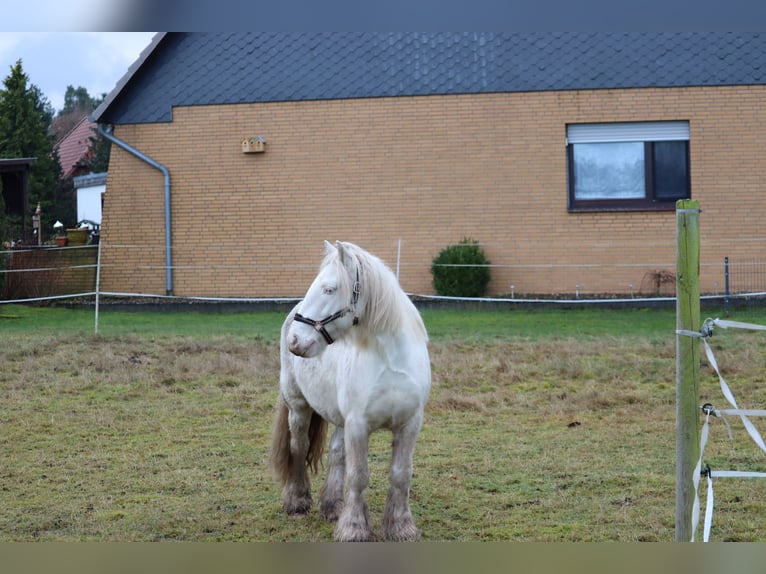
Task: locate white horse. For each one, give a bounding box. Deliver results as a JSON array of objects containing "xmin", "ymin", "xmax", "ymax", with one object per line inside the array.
[{"xmin": 268, "ymin": 240, "xmax": 431, "ymax": 542}]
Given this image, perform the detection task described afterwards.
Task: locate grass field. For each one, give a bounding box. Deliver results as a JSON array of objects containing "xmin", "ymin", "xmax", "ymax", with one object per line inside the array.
[{"xmin": 3, "ymin": 303, "xmax": 766, "ymax": 541}]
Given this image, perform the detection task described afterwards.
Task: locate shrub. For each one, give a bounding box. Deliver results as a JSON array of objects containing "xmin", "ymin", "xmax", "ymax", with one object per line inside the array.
[{"xmin": 431, "ymin": 238, "xmax": 491, "ymax": 297}]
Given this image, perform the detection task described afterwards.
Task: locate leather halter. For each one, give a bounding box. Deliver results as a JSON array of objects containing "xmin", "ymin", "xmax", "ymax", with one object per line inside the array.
[{"xmin": 293, "ymin": 270, "xmax": 360, "ymax": 345}]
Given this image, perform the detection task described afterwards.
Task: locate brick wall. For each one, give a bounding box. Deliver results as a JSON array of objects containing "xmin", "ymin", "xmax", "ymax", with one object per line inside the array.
[
  {"xmin": 100, "ymin": 85, "xmax": 766, "ymax": 298},
  {"xmin": 3, "ymin": 246, "xmax": 97, "ymax": 299}
]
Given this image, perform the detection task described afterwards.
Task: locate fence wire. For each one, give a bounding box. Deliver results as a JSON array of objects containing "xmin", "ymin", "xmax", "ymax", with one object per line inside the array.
[{"xmin": 2, "ymin": 244, "xmax": 765, "ymax": 307}]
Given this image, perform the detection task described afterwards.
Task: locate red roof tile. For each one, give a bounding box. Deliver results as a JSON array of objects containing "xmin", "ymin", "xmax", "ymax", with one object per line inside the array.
[{"xmin": 54, "ymin": 116, "xmax": 96, "ymax": 178}]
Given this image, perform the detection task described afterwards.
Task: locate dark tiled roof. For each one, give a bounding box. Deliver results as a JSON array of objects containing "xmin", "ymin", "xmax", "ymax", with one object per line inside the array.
[{"xmin": 94, "ymin": 32, "xmax": 766, "ymax": 125}]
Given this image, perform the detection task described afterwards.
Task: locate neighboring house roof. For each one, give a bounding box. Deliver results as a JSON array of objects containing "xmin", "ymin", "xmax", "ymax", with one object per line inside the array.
[
  {"xmin": 93, "ymin": 32, "xmax": 766, "ymax": 125},
  {"xmin": 54, "ymin": 116, "xmax": 96, "ymax": 178},
  {"xmin": 73, "ymin": 171, "xmax": 107, "ymax": 189}
]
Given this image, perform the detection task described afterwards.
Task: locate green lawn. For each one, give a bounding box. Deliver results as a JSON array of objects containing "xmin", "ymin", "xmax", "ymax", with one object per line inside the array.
[
  {"xmin": 1, "ymin": 303, "xmax": 685, "ymax": 340},
  {"xmin": 2, "ymin": 302, "xmax": 766, "ymax": 542}
]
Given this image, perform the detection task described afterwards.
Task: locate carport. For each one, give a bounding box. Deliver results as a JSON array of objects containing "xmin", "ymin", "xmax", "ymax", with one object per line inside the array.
[{"xmin": 0, "ymin": 157, "xmax": 36, "ymax": 241}]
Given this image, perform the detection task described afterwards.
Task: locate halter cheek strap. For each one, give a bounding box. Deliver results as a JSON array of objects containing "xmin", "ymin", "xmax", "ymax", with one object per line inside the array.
[{"xmin": 293, "ymin": 269, "xmax": 360, "ymax": 345}]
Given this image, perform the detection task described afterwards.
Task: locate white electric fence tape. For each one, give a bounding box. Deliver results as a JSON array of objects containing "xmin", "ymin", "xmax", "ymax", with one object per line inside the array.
[{"xmin": 681, "ymin": 318, "xmax": 766, "ymax": 542}]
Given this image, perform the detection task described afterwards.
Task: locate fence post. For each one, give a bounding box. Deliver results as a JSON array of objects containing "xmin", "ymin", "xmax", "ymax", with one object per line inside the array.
[
  {"xmin": 94, "ymin": 239, "xmax": 103, "ymax": 335},
  {"xmin": 724, "ymin": 256, "xmax": 730, "ymax": 316},
  {"xmin": 675, "ymin": 199, "xmax": 701, "ymax": 542}
]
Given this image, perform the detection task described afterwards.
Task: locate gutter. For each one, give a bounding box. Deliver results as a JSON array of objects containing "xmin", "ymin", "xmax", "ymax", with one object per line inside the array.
[{"xmin": 97, "ymin": 124, "xmax": 173, "ymax": 295}]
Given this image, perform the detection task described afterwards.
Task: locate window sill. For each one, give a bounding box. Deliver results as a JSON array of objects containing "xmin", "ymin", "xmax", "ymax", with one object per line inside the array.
[{"xmin": 568, "ymin": 201, "xmax": 681, "ymax": 213}]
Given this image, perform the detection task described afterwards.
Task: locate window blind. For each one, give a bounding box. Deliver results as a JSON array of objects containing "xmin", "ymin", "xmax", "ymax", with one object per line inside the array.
[{"xmin": 567, "ymin": 121, "xmax": 690, "ymax": 144}]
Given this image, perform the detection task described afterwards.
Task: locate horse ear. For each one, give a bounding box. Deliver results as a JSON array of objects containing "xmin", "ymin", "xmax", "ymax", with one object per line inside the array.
[
  {"xmin": 335, "ymin": 241, "xmax": 348, "ymax": 263},
  {"xmin": 324, "ymin": 240, "xmax": 336, "ymax": 256}
]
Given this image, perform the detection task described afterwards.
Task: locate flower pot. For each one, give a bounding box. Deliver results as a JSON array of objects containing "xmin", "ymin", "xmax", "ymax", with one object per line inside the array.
[{"xmin": 55, "ymin": 236, "xmax": 68, "ymax": 247}]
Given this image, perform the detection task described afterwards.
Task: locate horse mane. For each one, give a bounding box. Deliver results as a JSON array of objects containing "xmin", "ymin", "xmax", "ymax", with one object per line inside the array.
[{"xmin": 323, "ymin": 242, "xmax": 427, "ymax": 342}]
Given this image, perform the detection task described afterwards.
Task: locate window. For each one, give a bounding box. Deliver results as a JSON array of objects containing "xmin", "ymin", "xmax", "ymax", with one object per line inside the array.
[{"xmin": 567, "ymin": 122, "xmax": 690, "ymax": 211}]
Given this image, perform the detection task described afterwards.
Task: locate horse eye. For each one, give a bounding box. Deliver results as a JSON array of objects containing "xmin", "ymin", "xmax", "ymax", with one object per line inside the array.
[{"xmin": 323, "ymin": 286, "xmax": 336, "ymax": 295}]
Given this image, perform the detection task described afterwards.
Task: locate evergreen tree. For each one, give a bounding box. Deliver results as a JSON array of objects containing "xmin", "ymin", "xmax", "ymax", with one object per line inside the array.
[
  {"xmin": 60, "ymin": 85, "xmax": 103, "ymax": 116},
  {"xmin": 0, "ymin": 60, "xmax": 64, "ymax": 239},
  {"xmin": 48, "ymin": 146, "xmax": 76, "ymax": 231},
  {"xmin": 31, "ymin": 84, "xmax": 54, "ymax": 127},
  {"xmin": 83, "ymin": 126, "xmax": 111, "ymax": 174},
  {"xmin": 50, "ymin": 86, "xmax": 104, "ymax": 143}
]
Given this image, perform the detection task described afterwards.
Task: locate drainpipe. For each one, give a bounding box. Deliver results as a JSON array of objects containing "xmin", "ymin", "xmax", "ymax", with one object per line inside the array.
[{"xmin": 97, "ymin": 124, "xmax": 173, "ymax": 295}]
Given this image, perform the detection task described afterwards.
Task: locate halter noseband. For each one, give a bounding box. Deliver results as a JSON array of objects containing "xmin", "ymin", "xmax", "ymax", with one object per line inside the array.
[{"xmin": 293, "ymin": 270, "xmax": 360, "ymax": 345}]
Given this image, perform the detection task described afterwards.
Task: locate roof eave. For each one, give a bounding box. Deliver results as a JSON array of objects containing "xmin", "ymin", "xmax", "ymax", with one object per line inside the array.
[{"xmin": 90, "ymin": 32, "xmax": 168, "ymax": 124}]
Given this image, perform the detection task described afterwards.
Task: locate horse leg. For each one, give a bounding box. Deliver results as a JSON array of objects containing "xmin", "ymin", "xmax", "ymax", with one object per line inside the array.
[
  {"xmin": 282, "ymin": 405, "xmax": 314, "ymax": 516},
  {"xmin": 319, "ymin": 426, "xmax": 345, "ymax": 522},
  {"xmin": 334, "ymin": 418, "xmax": 374, "ymax": 542},
  {"xmin": 381, "ymin": 416, "xmax": 423, "ymax": 541}
]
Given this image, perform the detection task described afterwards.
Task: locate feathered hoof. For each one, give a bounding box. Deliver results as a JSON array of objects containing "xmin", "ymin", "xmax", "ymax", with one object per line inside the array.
[
  {"xmin": 334, "ymin": 515, "xmax": 376, "ymax": 542},
  {"xmin": 283, "ymin": 496, "xmax": 312, "ymax": 517},
  {"xmin": 319, "ymin": 498, "xmax": 344, "ymax": 523},
  {"xmin": 382, "ymin": 521, "xmax": 420, "ymax": 542}
]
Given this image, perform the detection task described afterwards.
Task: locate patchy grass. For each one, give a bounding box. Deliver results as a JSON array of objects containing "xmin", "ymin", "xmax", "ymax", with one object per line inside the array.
[{"xmin": 2, "ymin": 304, "xmax": 766, "ymax": 541}]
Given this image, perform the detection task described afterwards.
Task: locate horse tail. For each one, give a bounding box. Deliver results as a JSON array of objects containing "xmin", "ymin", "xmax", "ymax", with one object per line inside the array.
[
  {"xmin": 268, "ymin": 393, "xmax": 329, "ymax": 485},
  {"xmin": 268, "ymin": 394, "xmax": 292, "ymax": 485},
  {"xmin": 306, "ymin": 408, "xmax": 328, "ymax": 475}
]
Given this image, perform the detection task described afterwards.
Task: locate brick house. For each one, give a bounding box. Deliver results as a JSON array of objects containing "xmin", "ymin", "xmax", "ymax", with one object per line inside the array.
[{"xmin": 91, "ymin": 32, "xmax": 766, "ymax": 298}]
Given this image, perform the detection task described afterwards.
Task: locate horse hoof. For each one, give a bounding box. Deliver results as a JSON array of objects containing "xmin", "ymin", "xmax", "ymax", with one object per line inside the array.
[
  {"xmin": 382, "ymin": 524, "xmax": 420, "ymax": 542},
  {"xmin": 283, "ymin": 498, "xmax": 312, "ymax": 517},
  {"xmin": 319, "ymin": 499, "xmax": 344, "ymax": 523},
  {"xmin": 335, "ymin": 530, "xmax": 376, "ymax": 542},
  {"xmin": 382, "ymin": 513, "xmax": 420, "ymax": 541},
  {"xmin": 334, "ymin": 519, "xmax": 376, "ymax": 542}
]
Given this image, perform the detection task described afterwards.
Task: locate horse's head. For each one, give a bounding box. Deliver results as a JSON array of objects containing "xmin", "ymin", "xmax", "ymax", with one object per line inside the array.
[{"xmin": 287, "ymin": 240, "xmax": 361, "ymax": 358}]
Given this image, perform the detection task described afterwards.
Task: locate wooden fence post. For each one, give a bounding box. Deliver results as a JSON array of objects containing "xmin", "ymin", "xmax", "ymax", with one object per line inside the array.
[{"xmin": 675, "ymin": 199, "xmax": 701, "ymax": 542}]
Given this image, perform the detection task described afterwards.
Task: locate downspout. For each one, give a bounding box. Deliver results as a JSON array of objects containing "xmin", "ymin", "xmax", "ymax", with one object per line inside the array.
[{"xmin": 97, "ymin": 124, "xmax": 173, "ymax": 295}]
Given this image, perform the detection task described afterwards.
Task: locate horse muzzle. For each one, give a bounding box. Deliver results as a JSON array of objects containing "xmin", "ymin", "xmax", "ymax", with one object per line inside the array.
[
  {"xmin": 288, "ymin": 332, "xmax": 320, "ymax": 358},
  {"xmin": 288, "ymin": 308, "xmax": 356, "ymax": 357}
]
